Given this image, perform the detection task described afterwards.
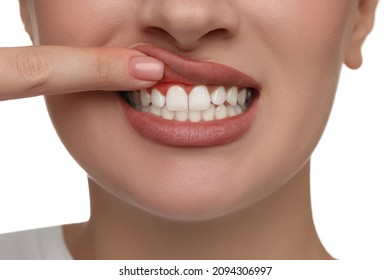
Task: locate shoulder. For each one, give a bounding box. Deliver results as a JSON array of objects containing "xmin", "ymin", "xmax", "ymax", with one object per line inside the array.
[{"xmin": 0, "ymin": 226, "xmax": 73, "ymax": 260}]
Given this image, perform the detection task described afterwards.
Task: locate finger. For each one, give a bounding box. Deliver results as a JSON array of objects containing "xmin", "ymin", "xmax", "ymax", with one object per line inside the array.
[{"xmin": 0, "ymin": 46, "xmax": 164, "ymax": 101}]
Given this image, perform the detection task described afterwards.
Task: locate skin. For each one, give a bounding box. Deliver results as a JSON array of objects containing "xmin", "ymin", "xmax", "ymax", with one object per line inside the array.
[{"xmin": 11, "ymin": 0, "xmax": 378, "ymax": 259}]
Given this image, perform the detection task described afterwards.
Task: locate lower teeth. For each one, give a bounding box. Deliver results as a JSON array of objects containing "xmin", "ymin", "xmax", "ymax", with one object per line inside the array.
[{"xmin": 122, "ymin": 87, "xmax": 254, "ymax": 122}]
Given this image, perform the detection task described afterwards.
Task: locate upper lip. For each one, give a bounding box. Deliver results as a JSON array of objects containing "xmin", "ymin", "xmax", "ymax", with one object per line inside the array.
[{"xmin": 133, "ymin": 44, "xmax": 261, "ymax": 90}]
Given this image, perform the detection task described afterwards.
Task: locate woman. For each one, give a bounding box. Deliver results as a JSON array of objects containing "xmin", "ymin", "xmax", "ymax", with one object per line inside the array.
[{"xmin": 0, "ymin": 0, "xmax": 378, "ymax": 259}]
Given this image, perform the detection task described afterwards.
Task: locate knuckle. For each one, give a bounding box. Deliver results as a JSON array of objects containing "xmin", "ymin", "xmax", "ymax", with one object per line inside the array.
[
  {"xmin": 95, "ymin": 50, "xmax": 119, "ymax": 87},
  {"xmin": 16, "ymin": 50, "xmax": 54, "ymax": 90}
]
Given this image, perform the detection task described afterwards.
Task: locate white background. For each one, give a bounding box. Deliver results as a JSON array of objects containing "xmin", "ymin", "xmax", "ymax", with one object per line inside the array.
[{"xmin": 0, "ymin": 1, "xmax": 389, "ymax": 260}]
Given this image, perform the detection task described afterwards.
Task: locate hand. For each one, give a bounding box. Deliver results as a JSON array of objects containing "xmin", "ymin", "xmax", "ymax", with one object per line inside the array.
[{"xmin": 0, "ymin": 46, "xmax": 164, "ymax": 101}]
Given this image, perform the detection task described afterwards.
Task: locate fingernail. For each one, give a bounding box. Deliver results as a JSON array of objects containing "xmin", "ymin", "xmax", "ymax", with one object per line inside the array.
[{"xmin": 129, "ymin": 56, "xmax": 164, "ymax": 81}]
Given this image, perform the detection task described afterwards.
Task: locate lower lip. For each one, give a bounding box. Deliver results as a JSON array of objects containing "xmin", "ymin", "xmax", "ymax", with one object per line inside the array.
[{"xmin": 119, "ymin": 94, "xmax": 259, "ymax": 147}]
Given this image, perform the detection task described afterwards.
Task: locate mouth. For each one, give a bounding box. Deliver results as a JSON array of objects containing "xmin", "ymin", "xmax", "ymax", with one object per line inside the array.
[
  {"xmin": 119, "ymin": 45, "xmax": 261, "ymax": 147},
  {"xmin": 121, "ymin": 84, "xmax": 256, "ymax": 121}
]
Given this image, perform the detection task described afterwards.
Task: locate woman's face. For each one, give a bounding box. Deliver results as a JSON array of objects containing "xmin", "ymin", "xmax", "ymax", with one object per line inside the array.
[{"xmin": 21, "ymin": 0, "xmax": 370, "ymax": 220}]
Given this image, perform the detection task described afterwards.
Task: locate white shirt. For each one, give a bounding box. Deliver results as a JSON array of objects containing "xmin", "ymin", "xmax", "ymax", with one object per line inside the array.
[{"xmin": 0, "ymin": 226, "xmax": 73, "ymax": 260}]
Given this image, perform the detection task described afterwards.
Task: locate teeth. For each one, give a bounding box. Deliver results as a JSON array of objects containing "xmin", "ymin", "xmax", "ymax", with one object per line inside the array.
[
  {"xmin": 124, "ymin": 84, "xmax": 254, "ymax": 122},
  {"xmin": 237, "ymin": 89, "xmax": 246, "ymax": 106},
  {"xmin": 227, "ymin": 105, "xmax": 237, "ymax": 117},
  {"xmin": 141, "ymin": 105, "xmax": 151, "ymax": 113},
  {"xmin": 189, "ymin": 86, "xmax": 211, "ymax": 111},
  {"xmin": 234, "ymin": 104, "xmax": 243, "ymax": 114},
  {"xmin": 162, "ymin": 106, "xmax": 175, "ymax": 120},
  {"xmin": 189, "ymin": 110, "xmax": 202, "ymax": 122},
  {"xmin": 210, "ymin": 86, "xmax": 226, "ymax": 106},
  {"xmin": 247, "ymin": 89, "xmax": 253, "ymax": 99},
  {"xmin": 166, "ymin": 86, "xmax": 188, "ymax": 111},
  {"xmin": 150, "ymin": 105, "xmax": 162, "ymax": 116},
  {"xmin": 175, "ymin": 110, "xmax": 189, "ymax": 122},
  {"xmin": 226, "ymin": 87, "xmax": 238, "ymax": 106},
  {"xmin": 151, "ymin": 89, "xmax": 165, "ymax": 108},
  {"xmin": 140, "ymin": 89, "xmax": 151, "ymax": 106},
  {"xmin": 215, "ymin": 105, "xmax": 227, "ymax": 120},
  {"xmin": 202, "ymin": 104, "xmax": 215, "ymax": 121},
  {"xmin": 128, "ymin": 91, "xmax": 142, "ymax": 106}
]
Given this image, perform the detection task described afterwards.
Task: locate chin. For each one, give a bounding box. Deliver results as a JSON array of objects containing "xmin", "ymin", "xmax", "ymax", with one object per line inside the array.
[{"xmin": 98, "ymin": 157, "xmax": 257, "ymax": 221}]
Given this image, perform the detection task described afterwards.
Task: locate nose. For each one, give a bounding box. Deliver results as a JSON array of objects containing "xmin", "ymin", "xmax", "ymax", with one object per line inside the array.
[{"xmin": 138, "ymin": 0, "xmax": 240, "ymax": 51}]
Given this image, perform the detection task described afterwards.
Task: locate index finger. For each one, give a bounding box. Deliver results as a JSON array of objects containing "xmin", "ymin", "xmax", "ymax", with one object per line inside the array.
[{"xmin": 0, "ymin": 46, "xmax": 164, "ymax": 101}]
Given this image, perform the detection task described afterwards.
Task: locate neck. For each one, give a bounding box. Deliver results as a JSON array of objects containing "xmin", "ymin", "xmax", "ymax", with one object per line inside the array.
[{"xmin": 64, "ymin": 161, "xmax": 332, "ymax": 259}]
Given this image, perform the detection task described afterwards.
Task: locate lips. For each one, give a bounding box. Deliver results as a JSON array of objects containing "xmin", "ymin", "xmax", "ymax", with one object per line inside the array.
[
  {"xmin": 133, "ymin": 44, "xmax": 261, "ymax": 89},
  {"xmin": 119, "ymin": 44, "xmax": 261, "ymax": 147}
]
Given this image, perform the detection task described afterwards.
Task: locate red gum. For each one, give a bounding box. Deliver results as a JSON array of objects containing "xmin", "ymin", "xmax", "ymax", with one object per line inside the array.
[{"xmin": 146, "ymin": 83, "xmax": 245, "ymax": 96}]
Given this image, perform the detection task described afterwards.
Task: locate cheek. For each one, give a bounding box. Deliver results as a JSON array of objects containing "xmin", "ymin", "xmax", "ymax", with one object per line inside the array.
[
  {"xmin": 244, "ymin": 0, "xmax": 354, "ymax": 128},
  {"xmin": 246, "ymin": 0, "xmax": 353, "ymax": 70},
  {"xmin": 33, "ymin": 0, "xmax": 139, "ymax": 45},
  {"xmin": 236, "ymin": 1, "xmax": 355, "ymax": 196},
  {"xmin": 264, "ymin": 0, "xmax": 352, "ymax": 135}
]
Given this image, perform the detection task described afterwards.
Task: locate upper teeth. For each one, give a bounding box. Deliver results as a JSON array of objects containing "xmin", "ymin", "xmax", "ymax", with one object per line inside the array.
[
  {"xmin": 188, "ymin": 85, "xmax": 210, "ymax": 111},
  {"xmin": 166, "ymin": 86, "xmax": 188, "ymax": 111},
  {"xmin": 125, "ymin": 85, "xmax": 253, "ymax": 122}
]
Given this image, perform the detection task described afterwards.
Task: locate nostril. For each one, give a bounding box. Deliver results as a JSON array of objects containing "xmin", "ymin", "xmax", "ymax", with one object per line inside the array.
[
  {"xmin": 202, "ymin": 28, "xmax": 232, "ymax": 40},
  {"xmin": 138, "ymin": 2, "xmax": 240, "ymax": 50},
  {"xmin": 144, "ymin": 26, "xmax": 233, "ymax": 49},
  {"xmin": 145, "ymin": 26, "xmax": 175, "ymax": 40}
]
